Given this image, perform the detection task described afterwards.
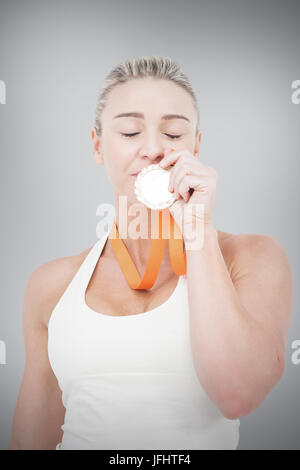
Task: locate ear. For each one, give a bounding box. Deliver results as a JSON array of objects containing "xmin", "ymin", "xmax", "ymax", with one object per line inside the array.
[
  {"xmin": 91, "ymin": 127, "xmax": 104, "ymax": 165},
  {"xmin": 194, "ymin": 130, "xmax": 202, "ymax": 156}
]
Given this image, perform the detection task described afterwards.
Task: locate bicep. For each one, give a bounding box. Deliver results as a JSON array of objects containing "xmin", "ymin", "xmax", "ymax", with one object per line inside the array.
[
  {"xmin": 9, "ymin": 269, "xmax": 66, "ymax": 450},
  {"xmin": 230, "ymin": 235, "xmax": 294, "ymax": 363}
]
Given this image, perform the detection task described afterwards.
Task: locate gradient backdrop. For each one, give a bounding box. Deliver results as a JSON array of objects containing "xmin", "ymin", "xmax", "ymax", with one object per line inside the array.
[{"xmin": 0, "ymin": 0, "xmax": 299, "ymax": 450}]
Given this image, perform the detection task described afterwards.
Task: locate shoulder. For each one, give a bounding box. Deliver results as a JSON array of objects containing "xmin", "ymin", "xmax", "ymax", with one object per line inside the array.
[
  {"xmin": 217, "ymin": 230, "xmax": 293, "ymax": 285},
  {"xmin": 24, "ymin": 244, "xmax": 95, "ymax": 329},
  {"xmin": 225, "ymin": 232, "xmax": 292, "ymax": 277},
  {"xmin": 219, "ymin": 231, "xmax": 294, "ymax": 353}
]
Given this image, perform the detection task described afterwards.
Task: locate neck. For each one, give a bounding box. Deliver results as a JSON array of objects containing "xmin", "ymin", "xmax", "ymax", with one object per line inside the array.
[{"xmin": 110, "ymin": 193, "xmax": 174, "ymax": 272}]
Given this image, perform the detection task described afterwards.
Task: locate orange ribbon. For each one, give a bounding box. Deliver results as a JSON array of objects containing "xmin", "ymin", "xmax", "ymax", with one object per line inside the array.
[{"xmin": 108, "ymin": 209, "xmax": 187, "ymax": 290}]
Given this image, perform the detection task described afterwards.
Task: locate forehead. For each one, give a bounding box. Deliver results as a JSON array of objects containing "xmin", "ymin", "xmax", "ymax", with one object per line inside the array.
[{"xmin": 103, "ymin": 77, "xmax": 196, "ymax": 121}]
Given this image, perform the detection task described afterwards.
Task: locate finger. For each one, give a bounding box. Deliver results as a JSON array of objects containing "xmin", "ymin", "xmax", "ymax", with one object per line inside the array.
[
  {"xmin": 169, "ymin": 167, "xmax": 187, "ymax": 194},
  {"xmin": 173, "ymin": 190, "xmax": 189, "ymax": 203},
  {"xmin": 171, "ymin": 177, "xmax": 191, "ymax": 203},
  {"xmin": 159, "ymin": 148, "xmax": 184, "ymax": 168},
  {"xmin": 177, "ymin": 177, "xmax": 192, "ymax": 202},
  {"xmin": 169, "ymin": 160, "xmax": 212, "ymax": 192},
  {"xmin": 168, "ymin": 158, "xmax": 200, "ymax": 191},
  {"xmin": 177, "ymin": 174, "xmax": 209, "ymax": 198}
]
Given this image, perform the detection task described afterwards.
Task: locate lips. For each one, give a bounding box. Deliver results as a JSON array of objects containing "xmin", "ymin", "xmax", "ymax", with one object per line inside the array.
[{"xmin": 130, "ymin": 169, "xmax": 144, "ymax": 176}]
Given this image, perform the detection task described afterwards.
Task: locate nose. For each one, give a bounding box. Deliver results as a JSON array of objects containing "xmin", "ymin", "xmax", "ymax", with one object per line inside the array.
[{"xmin": 140, "ymin": 148, "xmax": 165, "ymax": 165}]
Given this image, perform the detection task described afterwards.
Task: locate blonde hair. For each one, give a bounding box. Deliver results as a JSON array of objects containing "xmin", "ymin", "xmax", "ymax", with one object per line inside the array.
[{"xmin": 94, "ymin": 55, "xmax": 200, "ymax": 137}]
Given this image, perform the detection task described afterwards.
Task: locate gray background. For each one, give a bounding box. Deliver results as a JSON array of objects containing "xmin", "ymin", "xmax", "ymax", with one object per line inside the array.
[{"xmin": 0, "ymin": 0, "xmax": 299, "ymax": 450}]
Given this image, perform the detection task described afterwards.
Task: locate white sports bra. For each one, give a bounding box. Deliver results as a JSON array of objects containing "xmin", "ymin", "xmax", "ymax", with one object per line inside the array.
[{"xmin": 47, "ymin": 222, "xmax": 240, "ymax": 450}]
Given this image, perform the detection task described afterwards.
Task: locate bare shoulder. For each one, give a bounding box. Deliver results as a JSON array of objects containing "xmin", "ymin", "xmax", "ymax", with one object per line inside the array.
[
  {"xmin": 25, "ymin": 244, "xmax": 94, "ymax": 329},
  {"xmin": 218, "ymin": 230, "xmax": 293, "ymax": 354},
  {"xmin": 217, "ymin": 230, "xmax": 293, "ymax": 285},
  {"xmin": 223, "ymin": 232, "xmax": 292, "ymax": 273},
  {"xmin": 217, "ymin": 229, "xmax": 235, "ymax": 244}
]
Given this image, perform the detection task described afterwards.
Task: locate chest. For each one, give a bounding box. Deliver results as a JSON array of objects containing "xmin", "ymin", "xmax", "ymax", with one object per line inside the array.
[{"xmin": 84, "ymin": 274, "xmax": 181, "ymax": 317}]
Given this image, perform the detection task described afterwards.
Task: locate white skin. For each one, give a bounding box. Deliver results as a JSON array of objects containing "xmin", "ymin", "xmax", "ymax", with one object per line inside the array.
[{"xmin": 91, "ymin": 77, "xmax": 202, "ymax": 268}]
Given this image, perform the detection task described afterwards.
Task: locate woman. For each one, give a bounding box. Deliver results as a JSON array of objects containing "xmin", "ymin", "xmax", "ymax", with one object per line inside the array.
[{"xmin": 8, "ymin": 56, "xmax": 293, "ymax": 450}]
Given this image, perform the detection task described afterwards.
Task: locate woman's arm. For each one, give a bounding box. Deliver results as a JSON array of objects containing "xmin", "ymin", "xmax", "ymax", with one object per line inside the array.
[
  {"xmin": 186, "ymin": 226, "xmax": 293, "ymax": 420},
  {"xmin": 8, "ymin": 266, "xmax": 66, "ymax": 450}
]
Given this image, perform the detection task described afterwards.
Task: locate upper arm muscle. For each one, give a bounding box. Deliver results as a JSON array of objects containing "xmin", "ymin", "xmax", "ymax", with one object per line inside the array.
[
  {"xmin": 9, "ymin": 266, "xmax": 66, "ymax": 450},
  {"xmin": 230, "ymin": 234, "xmax": 294, "ymax": 363}
]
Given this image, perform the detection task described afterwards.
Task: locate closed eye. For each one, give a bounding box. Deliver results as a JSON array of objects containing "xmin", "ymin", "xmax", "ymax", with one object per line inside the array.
[{"xmin": 121, "ymin": 133, "xmax": 182, "ymax": 139}]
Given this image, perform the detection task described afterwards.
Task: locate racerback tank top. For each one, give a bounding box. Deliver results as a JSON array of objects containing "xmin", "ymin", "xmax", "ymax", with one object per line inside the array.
[{"xmin": 48, "ymin": 222, "xmax": 240, "ymax": 450}]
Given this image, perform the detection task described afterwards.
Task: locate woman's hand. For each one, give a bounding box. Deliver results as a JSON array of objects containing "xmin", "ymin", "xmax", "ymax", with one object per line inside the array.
[{"xmin": 159, "ymin": 147, "xmax": 218, "ymax": 241}]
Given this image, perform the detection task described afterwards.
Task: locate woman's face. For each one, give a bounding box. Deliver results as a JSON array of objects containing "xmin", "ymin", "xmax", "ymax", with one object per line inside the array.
[{"xmin": 91, "ymin": 77, "xmax": 201, "ymax": 203}]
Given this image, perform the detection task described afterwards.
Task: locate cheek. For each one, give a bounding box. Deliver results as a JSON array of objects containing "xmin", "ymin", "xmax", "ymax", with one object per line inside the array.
[
  {"xmin": 108, "ymin": 139, "xmax": 130, "ymax": 164},
  {"xmin": 104, "ymin": 152, "xmax": 131, "ymax": 186},
  {"xmin": 101, "ymin": 136, "xmax": 134, "ymax": 182}
]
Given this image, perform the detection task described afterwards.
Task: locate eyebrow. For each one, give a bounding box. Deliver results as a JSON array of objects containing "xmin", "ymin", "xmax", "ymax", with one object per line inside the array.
[{"xmin": 113, "ymin": 112, "xmax": 190, "ymax": 123}]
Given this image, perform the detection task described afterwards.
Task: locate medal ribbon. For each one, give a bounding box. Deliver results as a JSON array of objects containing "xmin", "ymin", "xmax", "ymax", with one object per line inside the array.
[{"xmin": 108, "ymin": 208, "xmax": 187, "ymax": 290}]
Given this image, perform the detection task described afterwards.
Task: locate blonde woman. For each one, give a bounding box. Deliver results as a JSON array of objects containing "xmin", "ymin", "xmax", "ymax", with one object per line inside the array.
[{"xmin": 9, "ymin": 56, "xmax": 293, "ymax": 450}]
